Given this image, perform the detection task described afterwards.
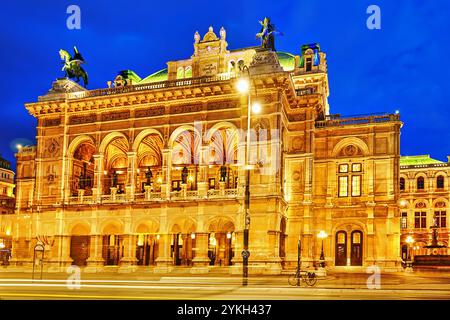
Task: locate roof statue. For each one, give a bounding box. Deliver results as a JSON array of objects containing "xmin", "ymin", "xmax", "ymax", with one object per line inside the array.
[
  {"xmin": 59, "ymin": 46, "xmax": 88, "ymax": 87},
  {"xmin": 256, "ymin": 17, "xmax": 283, "ymax": 51}
]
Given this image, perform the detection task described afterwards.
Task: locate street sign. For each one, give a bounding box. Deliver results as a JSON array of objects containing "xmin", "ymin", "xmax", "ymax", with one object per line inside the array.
[{"xmin": 241, "ymin": 250, "xmax": 250, "ymax": 259}]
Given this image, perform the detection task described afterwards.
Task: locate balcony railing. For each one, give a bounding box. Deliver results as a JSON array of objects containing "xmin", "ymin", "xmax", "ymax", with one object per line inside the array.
[
  {"xmin": 66, "ymin": 73, "xmax": 235, "ymax": 101},
  {"xmin": 60, "ymin": 188, "xmax": 240, "ymax": 206},
  {"xmin": 315, "ymin": 113, "xmax": 400, "ymax": 128}
]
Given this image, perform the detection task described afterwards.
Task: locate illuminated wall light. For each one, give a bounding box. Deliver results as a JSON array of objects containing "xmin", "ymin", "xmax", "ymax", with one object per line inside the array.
[
  {"xmin": 156, "ymin": 234, "xmax": 160, "ymax": 240},
  {"xmin": 137, "ymin": 234, "xmax": 144, "ymax": 246},
  {"xmin": 226, "ymin": 232, "xmax": 232, "ymax": 239},
  {"xmin": 191, "ymin": 233, "xmax": 196, "ymax": 239}
]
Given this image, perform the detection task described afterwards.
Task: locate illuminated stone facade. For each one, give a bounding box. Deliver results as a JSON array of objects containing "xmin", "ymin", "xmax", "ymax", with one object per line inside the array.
[
  {"xmin": 399, "ymin": 155, "xmax": 450, "ymax": 260},
  {"xmin": 11, "ymin": 27, "xmax": 402, "ymax": 273},
  {"xmin": 0, "ymin": 155, "xmax": 15, "ymax": 261}
]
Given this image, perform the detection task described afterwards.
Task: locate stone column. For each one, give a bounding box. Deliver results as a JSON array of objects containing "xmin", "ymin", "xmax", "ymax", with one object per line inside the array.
[
  {"xmin": 181, "ymin": 183, "xmax": 187, "ymax": 198},
  {"xmin": 219, "ymin": 181, "xmax": 226, "ymax": 196},
  {"xmin": 119, "ymin": 235, "xmax": 138, "ymax": 273},
  {"xmin": 191, "ymin": 232, "xmax": 210, "ymax": 273},
  {"xmin": 197, "ymin": 144, "xmax": 209, "ymax": 198},
  {"xmin": 160, "ymin": 148, "xmax": 171, "ymax": 199},
  {"xmin": 85, "ymin": 235, "xmax": 105, "ymax": 273},
  {"xmin": 154, "ymin": 233, "xmax": 173, "ymax": 273},
  {"xmin": 92, "ymin": 154, "xmax": 103, "ymax": 203},
  {"xmin": 126, "ymin": 152, "xmax": 137, "ymax": 202},
  {"xmin": 49, "ymin": 235, "xmax": 73, "ymax": 271}
]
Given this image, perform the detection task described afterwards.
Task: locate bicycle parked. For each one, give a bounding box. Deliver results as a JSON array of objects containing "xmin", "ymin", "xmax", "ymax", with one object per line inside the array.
[{"xmin": 288, "ymin": 270, "xmax": 318, "ymax": 287}]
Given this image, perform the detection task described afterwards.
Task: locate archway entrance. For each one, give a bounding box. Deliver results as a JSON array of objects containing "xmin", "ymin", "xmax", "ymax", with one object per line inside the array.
[
  {"xmin": 102, "ymin": 235, "xmax": 122, "ymax": 265},
  {"xmin": 207, "ymin": 217, "xmax": 235, "ymax": 266},
  {"xmin": 335, "ymin": 229, "xmax": 364, "ymax": 266},
  {"xmin": 136, "ymin": 234, "xmax": 159, "ymax": 266},
  {"xmin": 69, "ymin": 223, "xmax": 91, "ymax": 266},
  {"xmin": 70, "ymin": 236, "xmax": 90, "ymax": 266},
  {"xmin": 170, "ymin": 219, "xmax": 196, "ymax": 266},
  {"xmin": 135, "ymin": 221, "xmax": 159, "ymax": 266},
  {"xmin": 101, "ymin": 223, "xmax": 123, "ymax": 265}
]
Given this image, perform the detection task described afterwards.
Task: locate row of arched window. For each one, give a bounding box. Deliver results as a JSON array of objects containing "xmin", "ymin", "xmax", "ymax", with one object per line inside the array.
[{"xmin": 400, "ymin": 175, "xmax": 445, "ymax": 191}]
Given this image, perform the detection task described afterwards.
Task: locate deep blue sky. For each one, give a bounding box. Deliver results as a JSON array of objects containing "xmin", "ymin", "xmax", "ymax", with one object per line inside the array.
[{"xmin": 1, "ymin": 0, "xmax": 450, "ymax": 170}]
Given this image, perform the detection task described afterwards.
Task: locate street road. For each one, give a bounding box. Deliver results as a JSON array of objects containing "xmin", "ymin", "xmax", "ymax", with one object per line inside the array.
[{"xmin": 0, "ymin": 271, "xmax": 449, "ymax": 300}]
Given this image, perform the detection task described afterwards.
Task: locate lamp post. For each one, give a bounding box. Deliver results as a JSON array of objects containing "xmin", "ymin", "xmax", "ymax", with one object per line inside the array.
[
  {"xmin": 237, "ymin": 65, "xmax": 260, "ymax": 286},
  {"xmin": 317, "ymin": 231, "xmax": 328, "ymax": 276},
  {"xmin": 405, "ymin": 235, "xmax": 414, "ymax": 272}
]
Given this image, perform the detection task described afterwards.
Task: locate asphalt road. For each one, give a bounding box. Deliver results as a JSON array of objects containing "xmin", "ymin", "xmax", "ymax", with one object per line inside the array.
[{"xmin": 0, "ymin": 271, "xmax": 449, "ymax": 300}]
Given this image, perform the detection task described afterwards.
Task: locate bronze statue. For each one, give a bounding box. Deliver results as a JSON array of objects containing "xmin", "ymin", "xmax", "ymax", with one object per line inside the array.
[
  {"xmin": 59, "ymin": 46, "xmax": 88, "ymax": 87},
  {"xmin": 256, "ymin": 17, "xmax": 283, "ymax": 51}
]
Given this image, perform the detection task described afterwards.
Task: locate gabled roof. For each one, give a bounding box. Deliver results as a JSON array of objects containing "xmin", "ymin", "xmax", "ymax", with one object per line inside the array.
[{"xmin": 400, "ymin": 155, "xmax": 444, "ymax": 166}]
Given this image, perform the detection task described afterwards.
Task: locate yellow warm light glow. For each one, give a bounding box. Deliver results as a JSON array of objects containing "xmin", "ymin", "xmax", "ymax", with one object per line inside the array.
[
  {"xmin": 191, "ymin": 233, "xmax": 196, "ymax": 240},
  {"xmin": 157, "ymin": 177, "xmax": 162, "ymax": 184},
  {"xmin": 406, "ymin": 235, "xmax": 414, "ymax": 244},
  {"xmin": 156, "ymin": 234, "xmax": 160, "ymax": 240},
  {"xmin": 317, "ymin": 230, "xmax": 328, "ymax": 239},
  {"xmin": 236, "ymin": 78, "xmax": 249, "ymax": 93},
  {"xmin": 399, "ymin": 199, "xmax": 407, "ymax": 207},
  {"xmin": 226, "ymin": 232, "xmax": 232, "ymax": 239},
  {"xmin": 188, "ymin": 176, "xmax": 194, "ymax": 182},
  {"xmin": 252, "ymin": 102, "xmax": 261, "ymax": 114},
  {"xmin": 0, "ymin": 242, "xmax": 4, "ymax": 249},
  {"xmin": 16, "ymin": 144, "xmax": 23, "ymax": 150}
]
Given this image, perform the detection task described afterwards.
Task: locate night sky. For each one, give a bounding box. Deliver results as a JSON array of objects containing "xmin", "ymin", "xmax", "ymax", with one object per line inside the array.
[{"xmin": 1, "ymin": 0, "xmax": 449, "ymax": 170}]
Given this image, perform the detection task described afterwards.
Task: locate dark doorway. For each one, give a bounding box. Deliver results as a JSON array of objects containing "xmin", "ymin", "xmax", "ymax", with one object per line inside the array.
[
  {"xmin": 136, "ymin": 235, "xmax": 158, "ymax": 266},
  {"xmin": 335, "ymin": 231, "xmax": 347, "ymax": 266},
  {"xmin": 102, "ymin": 235, "xmax": 121, "ymax": 265},
  {"xmin": 171, "ymin": 233, "xmax": 182, "ymax": 266},
  {"xmin": 70, "ymin": 236, "xmax": 90, "ymax": 266},
  {"xmin": 350, "ymin": 231, "xmax": 363, "ymax": 266}
]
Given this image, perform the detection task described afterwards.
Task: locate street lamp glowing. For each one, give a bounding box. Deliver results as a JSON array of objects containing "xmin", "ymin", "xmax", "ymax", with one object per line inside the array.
[
  {"xmin": 252, "ymin": 102, "xmax": 261, "ymax": 114},
  {"xmin": 236, "ymin": 78, "xmax": 250, "ymax": 93},
  {"xmin": 317, "ymin": 230, "xmax": 328, "ymax": 239},
  {"xmin": 406, "ymin": 235, "xmax": 414, "ymax": 244},
  {"xmin": 16, "ymin": 144, "xmax": 23, "ymax": 150},
  {"xmin": 399, "ymin": 199, "xmax": 407, "ymax": 208}
]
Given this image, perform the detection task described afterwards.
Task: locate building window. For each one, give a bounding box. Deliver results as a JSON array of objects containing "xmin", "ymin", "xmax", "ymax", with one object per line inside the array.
[
  {"xmin": 417, "ymin": 177, "xmax": 425, "ymax": 190},
  {"xmin": 400, "ymin": 177, "xmax": 405, "ymax": 191},
  {"xmin": 434, "ymin": 211, "xmax": 446, "ymax": 228},
  {"xmin": 338, "ymin": 176, "xmax": 348, "ymax": 197},
  {"xmin": 414, "ymin": 212, "xmax": 427, "ymax": 228},
  {"xmin": 436, "ymin": 175, "xmax": 445, "ymax": 189},
  {"xmin": 352, "ymin": 163, "xmax": 361, "ymax": 172},
  {"xmin": 351, "ymin": 175, "xmax": 361, "ymax": 196},
  {"xmin": 339, "ymin": 164, "xmax": 348, "ymax": 173},
  {"xmin": 338, "ymin": 163, "xmax": 362, "ymax": 197},
  {"xmin": 401, "ymin": 212, "xmax": 408, "ymax": 229},
  {"xmin": 306, "ymin": 58, "xmax": 312, "ymax": 71}
]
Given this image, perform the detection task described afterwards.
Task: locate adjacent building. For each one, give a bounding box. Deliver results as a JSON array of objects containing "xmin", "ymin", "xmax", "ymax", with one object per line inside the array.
[
  {"xmin": 0, "ymin": 155, "xmax": 15, "ymax": 264},
  {"xmin": 399, "ymin": 155, "xmax": 450, "ymax": 260},
  {"xmin": 11, "ymin": 26, "xmax": 402, "ymax": 273}
]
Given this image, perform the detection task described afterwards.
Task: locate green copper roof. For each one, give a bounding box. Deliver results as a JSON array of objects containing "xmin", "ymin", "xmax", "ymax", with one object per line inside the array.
[
  {"xmin": 276, "ymin": 52, "xmax": 296, "ymax": 71},
  {"xmin": 139, "ymin": 68, "xmax": 168, "ymax": 84},
  {"xmin": 400, "ymin": 155, "xmax": 444, "ymax": 166}
]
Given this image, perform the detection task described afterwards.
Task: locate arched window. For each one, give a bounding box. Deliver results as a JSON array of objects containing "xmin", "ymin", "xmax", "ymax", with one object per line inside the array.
[
  {"xmin": 417, "ymin": 177, "xmax": 425, "ymax": 190},
  {"xmin": 437, "ymin": 175, "xmax": 445, "ymax": 189},
  {"xmin": 400, "ymin": 177, "xmax": 405, "ymax": 191}
]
